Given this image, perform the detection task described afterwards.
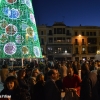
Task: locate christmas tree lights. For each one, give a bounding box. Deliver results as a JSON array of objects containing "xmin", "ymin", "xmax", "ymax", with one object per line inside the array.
[{"xmin": 0, "ymin": 0, "xmax": 42, "ymax": 58}]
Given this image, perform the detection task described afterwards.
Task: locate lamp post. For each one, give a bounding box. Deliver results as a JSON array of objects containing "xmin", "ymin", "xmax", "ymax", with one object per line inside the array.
[
  {"xmin": 65, "ymin": 50, "xmax": 67, "ymax": 61},
  {"xmin": 10, "ymin": 58, "xmax": 15, "ymax": 69}
]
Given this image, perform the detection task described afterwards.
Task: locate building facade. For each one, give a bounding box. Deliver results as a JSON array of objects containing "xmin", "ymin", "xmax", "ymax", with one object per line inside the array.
[{"xmin": 38, "ymin": 22, "xmax": 100, "ymax": 61}]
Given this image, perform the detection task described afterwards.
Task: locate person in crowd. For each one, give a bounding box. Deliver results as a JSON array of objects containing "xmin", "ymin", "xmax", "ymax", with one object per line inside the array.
[
  {"xmin": 0, "ymin": 76, "xmax": 30, "ymax": 100},
  {"xmin": 0, "ymin": 64, "xmax": 9, "ymax": 83},
  {"xmin": 30, "ymin": 60, "xmax": 35, "ymax": 69},
  {"xmin": 44, "ymin": 67, "xmax": 50, "ymax": 81},
  {"xmin": 59, "ymin": 61, "xmax": 67, "ymax": 81},
  {"xmin": 30, "ymin": 68, "xmax": 40, "ymax": 85},
  {"xmin": 89, "ymin": 61, "xmax": 95, "ymax": 71},
  {"xmin": 72, "ymin": 61, "xmax": 79, "ymax": 75},
  {"xmin": 7, "ymin": 69, "xmax": 17, "ymax": 78},
  {"xmin": 17, "ymin": 69, "xmax": 29, "ymax": 90},
  {"xmin": 81, "ymin": 62, "xmax": 89, "ymax": 80},
  {"xmin": 63, "ymin": 67, "xmax": 81, "ymax": 98},
  {"xmin": 91, "ymin": 61, "xmax": 99, "ymax": 75},
  {"xmin": 24, "ymin": 68, "xmax": 32, "ymax": 84},
  {"xmin": 97, "ymin": 69, "xmax": 100, "ymax": 99},
  {"xmin": 44, "ymin": 69, "xmax": 61, "ymax": 100},
  {"xmin": 80, "ymin": 63, "xmax": 99, "ymax": 100},
  {"xmin": 33, "ymin": 73, "xmax": 45, "ymax": 100},
  {"xmin": 30, "ymin": 68, "xmax": 40, "ymax": 99},
  {"xmin": 54, "ymin": 61, "xmax": 60, "ymax": 70},
  {"xmin": 55, "ymin": 69, "xmax": 63, "ymax": 92}
]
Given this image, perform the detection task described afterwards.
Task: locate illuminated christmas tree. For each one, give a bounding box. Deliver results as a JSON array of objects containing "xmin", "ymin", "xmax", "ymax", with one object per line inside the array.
[{"xmin": 0, "ymin": 0, "xmax": 42, "ymax": 59}]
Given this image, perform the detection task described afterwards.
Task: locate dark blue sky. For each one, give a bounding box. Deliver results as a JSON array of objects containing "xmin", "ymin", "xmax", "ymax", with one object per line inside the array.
[{"xmin": 33, "ymin": 0, "xmax": 100, "ymax": 26}]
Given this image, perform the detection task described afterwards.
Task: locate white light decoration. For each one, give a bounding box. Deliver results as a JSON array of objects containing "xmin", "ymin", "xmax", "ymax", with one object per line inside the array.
[
  {"xmin": 97, "ymin": 50, "xmax": 100, "ymax": 54},
  {"xmin": 6, "ymin": 0, "xmax": 17, "ymax": 4},
  {"xmin": 4, "ymin": 42, "xmax": 17, "ymax": 55},
  {"xmin": 5, "ymin": 24, "xmax": 17, "ymax": 36},
  {"xmin": 22, "ymin": 46, "xmax": 29, "ymax": 55},
  {"xmin": 33, "ymin": 46, "xmax": 40, "ymax": 57},
  {"xmin": 26, "ymin": 27, "xmax": 34, "ymax": 37},
  {"xmin": 0, "ymin": 33, "xmax": 8, "ymax": 43},
  {"xmin": 15, "ymin": 34, "xmax": 24, "ymax": 44},
  {"xmin": 30, "ymin": 13, "xmax": 36, "ymax": 24}
]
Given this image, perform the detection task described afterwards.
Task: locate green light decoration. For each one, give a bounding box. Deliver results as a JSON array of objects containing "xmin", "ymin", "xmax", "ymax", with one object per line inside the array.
[{"xmin": 0, "ymin": 0, "xmax": 42, "ymax": 58}]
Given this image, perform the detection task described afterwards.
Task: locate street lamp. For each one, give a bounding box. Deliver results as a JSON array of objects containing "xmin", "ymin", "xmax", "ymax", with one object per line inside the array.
[
  {"xmin": 65, "ymin": 50, "xmax": 67, "ymax": 61},
  {"xmin": 65, "ymin": 50, "xmax": 67, "ymax": 53}
]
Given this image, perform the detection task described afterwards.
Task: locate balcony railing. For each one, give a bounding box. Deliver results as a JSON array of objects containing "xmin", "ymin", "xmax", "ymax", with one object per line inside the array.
[
  {"xmin": 75, "ymin": 52, "xmax": 79, "ymax": 54},
  {"xmin": 81, "ymin": 51, "xmax": 86, "ymax": 54},
  {"xmin": 74, "ymin": 42, "xmax": 79, "ymax": 45},
  {"xmin": 82, "ymin": 42, "xmax": 86, "ymax": 45}
]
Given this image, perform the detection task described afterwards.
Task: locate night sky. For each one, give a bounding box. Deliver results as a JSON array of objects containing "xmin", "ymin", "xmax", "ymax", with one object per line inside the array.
[{"xmin": 33, "ymin": 0, "xmax": 100, "ymax": 26}]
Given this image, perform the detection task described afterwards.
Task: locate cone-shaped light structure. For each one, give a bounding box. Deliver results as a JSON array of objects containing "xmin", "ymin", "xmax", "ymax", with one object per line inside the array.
[{"xmin": 0, "ymin": 0, "xmax": 42, "ymax": 58}]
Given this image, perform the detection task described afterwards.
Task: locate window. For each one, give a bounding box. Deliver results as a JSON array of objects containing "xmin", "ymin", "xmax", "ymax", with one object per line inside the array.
[
  {"xmin": 75, "ymin": 47, "xmax": 78, "ymax": 54},
  {"xmin": 86, "ymin": 32, "xmax": 89, "ymax": 36},
  {"xmin": 40, "ymin": 38, "xmax": 44, "ymax": 45},
  {"xmin": 54, "ymin": 28, "xmax": 56, "ymax": 34},
  {"xmin": 66, "ymin": 30, "xmax": 71, "ymax": 36},
  {"xmin": 57, "ymin": 28, "xmax": 62, "ymax": 34},
  {"xmin": 41, "ymin": 31, "xmax": 43, "ymax": 35},
  {"xmin": 57, "ymin": 37, "xmax": 62, "ymax": 42},
  {"xmin": 66, "ymin": 38, "xmax": 71, "ymax": 43},
  {"xmin": 75, "ymin": 39, "xmax": 78, "ymax": 44},
  {"xmin": 48, "ymin": 30, "xmax": 52, "ymax": 35},
  {"xmin": 75, "ymin": 32, "xmax": 78, "ymax": 36},
  {"xmin": 82, "ymin": 39, "xmax": 84, "ymax": 44},
  {"xmin": 63, "ymin": 28, "xmax": 65, "ymax": 34},
  {"xmin": 82, "ymin": 47, "xmax": 85, "ymax": 53},
  {"xmin": 48, "ymin": 47, "xmax": 52, "ymax": 50},
  {"xmin": 48, "ymin": 47, "xmax": 53, "ymax": 54},
  {"xmin": 58, "ymin": 48, "xmax": 61, "ymax": 53},
  {"xmin": 67, "ymin": 30, "xmax": 69, "ymax": 33},
  {"xmin": 90, "ymin": 32, "xmax": 93, "ymax": 36},
  {"xmin": 88, "ymin": 46, "xmax": 97, "ymax": 53},
  {"xmin": 54, "ymin": 38, "xmax": 56, "ymax": 41},
  {"xmin": 48, "ymin": 38, "xmax": 53, "ymax": 43},
  {"xmin": 62, "ymin": 37, "xmax": 65, "ymax": 42},
  {"xmin": 82, "ymin": 32, "xmax": 84, "ymax": 36},
  {"xmin": 93, "ymin": 32, "xmax": 96, "ymax": 36},
  {"xmin": 87, "ymin": 38, "xmax": 97, "ymax": 44}
]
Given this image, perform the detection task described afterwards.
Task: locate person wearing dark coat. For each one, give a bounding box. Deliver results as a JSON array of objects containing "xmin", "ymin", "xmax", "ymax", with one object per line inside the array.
[
  {"xmin": 33, "ymin": 74, "xmax": 45, "ymax": 100},
  {"xmin": 17, "ymin": 69, "xmax": 29, "ymax": 90},
  {"xmin": 80, "ymin": 63, "xmax": 99, "ymax": 100},
  {"xmin": 72, "ymin": 61, "xmax": 78, "ymax": 75},
  {"xmin": 44, "ymin": 69, "xmax": 61, "ymax": 100},
  {"xmin": 97, "ymin": 69, "xmax": 100, "ymax": 99},
  {"xmin": 0, "ymin": 76, "xmax": 29, "ymax": 100}
]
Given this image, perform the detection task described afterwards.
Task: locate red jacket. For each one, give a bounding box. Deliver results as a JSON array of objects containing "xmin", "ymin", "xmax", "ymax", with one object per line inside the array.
[{"xmin": 63, "ymin": 74, "xmax": 81, "ymax": 96}]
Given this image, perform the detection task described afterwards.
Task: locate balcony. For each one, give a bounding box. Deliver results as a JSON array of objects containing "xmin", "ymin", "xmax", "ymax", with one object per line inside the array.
[
  {"xmin": 82, "ymin": 42, "xmax": 86, "ymax": 45},
  {"xmin": 74, "ymin": 42, "xmax": 79, "ymax": 45},
  {"xmin": 81, "ymin": 51, "xmax": 86, "ymax": 54},
  {"xmin": 48, "ymin": 41, "xmax": 53, "ymax": 43},
  {"xmin": 75, "ymin": 51, "xmax": 79, "ymax": 54}
]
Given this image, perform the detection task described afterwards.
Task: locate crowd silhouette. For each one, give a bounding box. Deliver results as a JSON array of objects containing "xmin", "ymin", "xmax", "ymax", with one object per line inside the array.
[{"xmin": 0, "ymin": 59, "xmax": 100, "ymax": 100}]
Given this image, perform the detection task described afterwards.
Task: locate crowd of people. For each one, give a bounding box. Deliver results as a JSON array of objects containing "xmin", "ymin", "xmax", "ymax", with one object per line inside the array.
[{"xmin": 0, "ymin": 60, "xmax": 100, "ymax": 100}]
